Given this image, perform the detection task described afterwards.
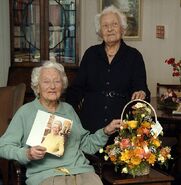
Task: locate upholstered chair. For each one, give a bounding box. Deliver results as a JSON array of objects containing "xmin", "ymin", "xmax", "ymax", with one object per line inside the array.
[{"xmin": 0, "ymin": 83, "xmax": 26, "ymax": 185}]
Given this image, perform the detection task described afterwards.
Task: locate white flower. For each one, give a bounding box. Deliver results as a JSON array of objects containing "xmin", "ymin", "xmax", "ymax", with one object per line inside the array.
[
  {"xmin": 160, "ymin": 131, "xmax": 164, "ymax": 136},
  {"xmin": 158, "ymin": 155, "xmax": 165, "ymax": 163},
  {"xmin": 167, "ymin": 154, "xmax": 172, "ymax": 159},
  {"xmin": 122, "ymin": 167, "xmax": 128, "ymax": 174},
  {"xmin": 135, "ymin": 102, "xmax": 144, "ymax": 108},
  {"xmin": 145, "ymin": 107, "xmax": 151, "ymax": 114},
  {"xmin": 104, "ymin": 155, "xmax": 109, "ymax": 161},
  {"xmin": 99, "ymin": 148, "xmax": 104, "ymax": 153},
  {"xmin": 141, "ymin": 114, "xmax": 145, "ymax": 118},
  {"xmin": 114, "ymin": 140, "xmax": 119, "ymax": 145}
]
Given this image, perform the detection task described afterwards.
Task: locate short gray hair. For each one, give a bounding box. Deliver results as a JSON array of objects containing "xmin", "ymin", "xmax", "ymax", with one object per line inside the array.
[
  {"xmin": 95, "ymin": 5, "xmax": 128, "ymax": 36},
  {"xmin": 31, "ymin": 61, "xmax": 68, "ymax": 97}
]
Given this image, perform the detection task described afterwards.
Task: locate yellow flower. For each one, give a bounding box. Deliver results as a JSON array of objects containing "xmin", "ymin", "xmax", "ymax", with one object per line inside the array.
[
  {"xmin": 147, "ymin": 153, "xmax": 156, "ymax": 165},
  {"xmin": 127, "ymin": 120, "xmax": 138, "ymax": 129},
  {"xmin": 151, "ymin": 138, "xmax": 161, "ymax": 148},
  {"xmin": 141, "ymin": 121, "xmax": 151, "ymax": 128},
  {"xmin": 120, "ymin": 150, "xmax": 131, "ymax": 162},
  {"xmin": 130, "ymin": 156, "xmax": 142, "ymax": 165}
]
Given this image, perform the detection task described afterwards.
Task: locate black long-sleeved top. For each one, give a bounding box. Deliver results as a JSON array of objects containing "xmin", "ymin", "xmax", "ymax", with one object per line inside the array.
[{"xmin": 66, "ymin": 40, "xmax": 150, "ymax": 135}]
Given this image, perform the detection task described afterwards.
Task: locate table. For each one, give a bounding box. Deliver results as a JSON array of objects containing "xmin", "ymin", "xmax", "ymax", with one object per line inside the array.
[
  {"xmin": 151, "ymin": 97, "xmax": 181, "ymax": 184},
  {"xmin": 151, "ymin": 97, "xmax": 181, "ymax": 122},
  {"xmin": 102, "ymin": 166, "xmax": 174, "ymax": 185}
]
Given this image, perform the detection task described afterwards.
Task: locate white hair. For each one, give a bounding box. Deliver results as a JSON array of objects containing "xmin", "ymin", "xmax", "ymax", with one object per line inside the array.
[
  {"xmin": 52, "ymin": 120, "xmax": 63, "ymax": 128},
  {"xmin": 95, "ymin": 5, "xmax": 128, "ymax": 36},
  {"xmin": 31, "ymin": 61, "xmax": 68, "ymax": 97}
]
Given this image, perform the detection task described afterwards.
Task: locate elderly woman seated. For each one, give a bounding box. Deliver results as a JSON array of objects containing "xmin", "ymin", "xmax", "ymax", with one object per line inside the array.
[{"xmin": 0, "ymin": 61, "xmax": 121, "ymax": 185}]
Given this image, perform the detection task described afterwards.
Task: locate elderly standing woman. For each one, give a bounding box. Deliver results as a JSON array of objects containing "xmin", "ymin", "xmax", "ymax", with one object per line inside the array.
[
  {"xmin": 0, "ymin": 61, "xmax": 121, "ymax": 185},
  {"xmin": 66, "ymin": 5, "xmax": 150, "ymax": 136}
]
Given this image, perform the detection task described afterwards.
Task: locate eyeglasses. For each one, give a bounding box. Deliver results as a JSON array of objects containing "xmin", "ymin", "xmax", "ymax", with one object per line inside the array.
[
  {"xmin": 101, "ymin": 22, "xmax": 120, "ymax": 31},
  {"xmin": 41, "ymin": 80, "xmax": 62, "ymax": 87}
]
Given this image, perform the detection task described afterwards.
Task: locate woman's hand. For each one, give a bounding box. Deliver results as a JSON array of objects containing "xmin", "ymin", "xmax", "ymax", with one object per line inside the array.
[
  {"xmin": 131, "ymin": 90, "xmax": 146, "ymax": 100},
  {"xmin": 103, "ymin": 119, "xmax": 122, "ymax": 136},
  {"xmin": 26, "ymin": 146, "xmax": 46, "ymax": 160}
]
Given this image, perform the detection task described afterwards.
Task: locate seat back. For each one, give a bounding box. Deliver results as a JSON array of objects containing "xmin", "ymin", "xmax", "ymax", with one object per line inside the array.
[
  {"xmin": 0, "ymin": 83, "xmax": 26, "ymax": 136},
  {"xmin": 0, "ymin": 83, "xmax": 26, "ymax": 185}
]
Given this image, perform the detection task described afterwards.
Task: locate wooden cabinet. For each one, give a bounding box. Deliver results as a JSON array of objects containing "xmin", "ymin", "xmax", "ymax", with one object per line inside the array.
[{"xmin": 8, "ymin": 0, "xmax": 79, "ymax": 102}]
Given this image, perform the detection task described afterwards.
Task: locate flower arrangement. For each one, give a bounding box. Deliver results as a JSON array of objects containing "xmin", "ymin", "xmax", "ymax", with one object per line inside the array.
[
  {"xmin": 100, "ymin": 100, "xmax": 172, "ymax": 177},
  {"xmin": 158, "ymin": 87, "xmax": 180, "ymax": 111},
  {"xmin": 165, "ymin": 58, "xmax": 181, "ymax": 84}
]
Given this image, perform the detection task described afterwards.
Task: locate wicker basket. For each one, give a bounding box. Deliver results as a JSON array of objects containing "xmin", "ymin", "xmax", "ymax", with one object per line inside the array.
[
  {"xmin": 133, "ymin": 163, "xmax": 150, "ymax": 176},
  {"xmin": 120, "ymin": 99, "xmax": 158, "ymax": 176},
  {"xmin": 121, "ymin": 99, "xmax": 158, "ymax": 123}
]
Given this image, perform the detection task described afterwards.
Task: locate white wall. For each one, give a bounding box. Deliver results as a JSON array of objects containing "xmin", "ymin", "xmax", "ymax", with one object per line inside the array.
[
  {"xmin": 80, "ymin": 0, "xmax": 100, "ymax": 56},
  {"xmin": 129, "ymin": 0, "xmax": 181, "ymax": 96},
  {"xmin": 80, "ymin": 0, "xmax": 181, "ymax": 96},
  {"xmin": 0, "ymin": 0, "xmax": 10, "ymax": 87}
]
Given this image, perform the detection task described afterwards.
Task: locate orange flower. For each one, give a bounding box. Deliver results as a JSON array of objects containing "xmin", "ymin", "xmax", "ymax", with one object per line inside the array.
[
  {"xmin": 160, "ymin": 147, "xmax": 171, "ymax": 158},
  {"xmin": 134, "ymin": 147, "xmax": 145, "ymax": 159},
  {"xmin": 137, "ymin": 126, "xmax": 150, "ymax": 136},
  {"xmin": 110, "ymin": 155, "xmax": 117, "ymax": 162},
  {"xmin": 141, "ymin": 121, "xmax": 151, "ymax": 128},
  {"xmin": 134, "ymin": 136, "xmax": 144, "ymax": 147}
]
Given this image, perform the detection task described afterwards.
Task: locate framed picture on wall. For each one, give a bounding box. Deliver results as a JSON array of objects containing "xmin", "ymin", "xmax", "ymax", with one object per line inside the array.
[{"xmin": 100, "ymin": 0, "xmax": 142, "ymax": 41}]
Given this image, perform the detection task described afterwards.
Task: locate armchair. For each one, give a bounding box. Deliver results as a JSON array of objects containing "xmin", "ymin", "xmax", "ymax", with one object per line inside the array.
[
  {"xmin": 4, "ymin": 99, "xmax": 104, "ymax": 185},
  {"xmin": 0, "ymin": 83, "xmax": 26, "ymax": 185},
  {"xmin": 8, "ymin": 155, "xmax": 103, "ymax": 185},
  {"xmin": 8, "ymin": 161, "xmax": 26, "ymax": 185}
]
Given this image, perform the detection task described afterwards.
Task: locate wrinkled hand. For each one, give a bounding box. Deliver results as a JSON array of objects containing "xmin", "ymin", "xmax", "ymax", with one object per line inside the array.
[
  {"xmin": 26, "ymin": 146, "xmax": 46, "ymax": 160},
  {"xmin": 103, "ymin": 119, "xmax": 123, "ymax": 136},
  {"xmin": 131, "ymin": 90, "xmax": 146, "ymax": 100}
]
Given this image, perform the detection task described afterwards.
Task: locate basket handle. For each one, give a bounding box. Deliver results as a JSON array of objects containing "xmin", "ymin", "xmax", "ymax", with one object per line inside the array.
[{"xmin": 120, "ymin": 99, "xmax": 158, "ymax": 123}]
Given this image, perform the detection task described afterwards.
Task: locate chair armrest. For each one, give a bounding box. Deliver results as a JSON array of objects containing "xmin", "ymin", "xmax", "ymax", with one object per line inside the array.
[
  {"xmin": 9, "ymin": 160, "xmax": 26, "ymax": 185},
  {"xmin": 0, "ymin": 159, "xmax": 9, "ymax": 185},
  {"xmin": 84, "ymin": 153, "xmax": 105, "ymax": 178}
]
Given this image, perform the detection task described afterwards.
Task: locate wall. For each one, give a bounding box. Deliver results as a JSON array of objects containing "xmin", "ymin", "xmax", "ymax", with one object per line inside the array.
[
  {"xmin": 0, "ymin": 0, "xmax": 10, "ymax": 87},
  {"xmin": 80, "ymin": 0, "xmax": 181, "ymax": 96},
  {"xmin": 80, "ymin": 0, "xmax": 100, "ymax": 55},
  {"xmin": 129, "ymin": 0, "xmax": 181, "ymax": 96}
]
